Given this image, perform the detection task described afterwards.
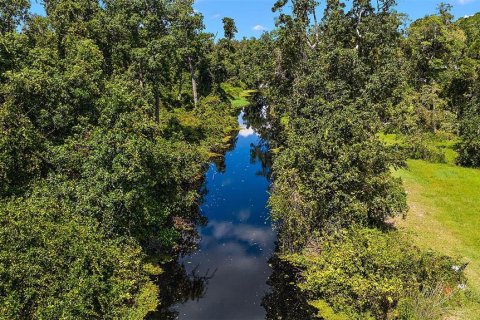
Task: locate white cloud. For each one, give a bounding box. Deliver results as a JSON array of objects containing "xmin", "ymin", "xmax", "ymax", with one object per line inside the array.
[
  {"xmin": 239, "ymin": 127, "xmax": 255, "ymax": 137},
  {"xmin": 208, "ymin": 221, "xmax": 275, "ymax": 248},
  {"xmin": 252, "ymin": 24, "xmax": 267, "ymax": 31},
  {"xmin": 237, "ymin": 209, "xmax": 251, "ymax": 221}
]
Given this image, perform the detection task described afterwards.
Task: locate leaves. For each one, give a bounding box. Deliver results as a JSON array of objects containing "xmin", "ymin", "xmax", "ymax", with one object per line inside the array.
[
  {"xmin": 285, "ymin": 228, "xmax": 465, "ymax": 319},
  {"xmin": 0, "ymin": 0, "xmax": 238, "ymax": 318}
]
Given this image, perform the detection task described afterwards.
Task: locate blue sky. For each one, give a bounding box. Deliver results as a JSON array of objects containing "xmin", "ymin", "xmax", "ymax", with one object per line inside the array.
[{"xmin": 29, "ymin": 0, "xmax": 480, "ymax": 39}]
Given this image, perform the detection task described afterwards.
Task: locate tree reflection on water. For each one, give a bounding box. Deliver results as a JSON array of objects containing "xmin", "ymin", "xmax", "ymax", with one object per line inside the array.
[
  {"xmin": 151, "ymin": 95, "xmax": 316, "ymax": 320},
  {"xmin": 148, "ymin": 261, "xmax": 215, "ymax": 320},
  {"xmin": 263, "ymin": 254, "xmax": 319, "ymax": 320}
]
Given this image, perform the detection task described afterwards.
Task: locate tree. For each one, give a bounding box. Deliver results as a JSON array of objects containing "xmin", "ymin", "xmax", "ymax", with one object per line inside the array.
[
  {"xmin": 286, "ymin": 227, "xmax": 465, "ymax": 319},
  {"xmin": 170, "ymin": 0, "xmax": 207, "ymax": 107},
  {"xmin": 272, "ymin": 0, "xmax": 320, "ymax": 50},
  {"xmin": 268, "ymin": 0, "xmax": 408, "ymax": 250},
  {"xmin": 222, "ymin": 17, "xmax": 237, "ymax": 40},
  {"xmin": 412, "ymin": 82, "xmax": 452, "ymax": 133},
  {"xmin": 0, "ymin": 185, "xmax": 159, "ymax": 319},
  {"xmin": 262, "ymin": 2, "xmax": 470, "ymax": 318},
  {"xmin": 0, "ymin": 100, "xmax": 45, "ymax": 197},
  {"xmin": 0, "ymin": 0, "xmax": 235, "ymax": 317},
  {"xmin": 455, "ymin": 13, "xmax": 480, "ymax": 167},
  {"xmin": 0, "ymin": 0, "xmax": 29, "ymax": 34},
  {"xmin": 405, "ymin": 5, "xmax": 465, "ymax": 90},
  {"xmin": 457, "ymin": 81, "xmax": 480, "ymax": 167},
  {"xmin": 403, "ymin": 5, "xmax": 467, "ymax": 134},
  {"xmin": 235, "ymin": 34, "xmax": 275, "ymax": 88},
  {"xmin": 457, "ymin": 12, "xmax": 480, "ymax": 60},
  {"xmin": 42, "ymin": 0, "xmax": 103, "ymax": 58}
]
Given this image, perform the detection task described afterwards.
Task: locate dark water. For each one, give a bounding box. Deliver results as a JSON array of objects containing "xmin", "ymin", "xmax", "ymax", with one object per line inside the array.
[
  {"xmin": 173, "ymin": 112, "xmax": 275, "ymax": 320},
  {"xmin": 151, "ymin": 103, "xmax": 318, "ymax": 320}
]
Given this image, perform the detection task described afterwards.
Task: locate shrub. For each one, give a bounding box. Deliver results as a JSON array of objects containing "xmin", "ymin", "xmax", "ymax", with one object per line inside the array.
[
  {"xmin": 0, "ymin": 186, "xmax": 159, "ymax": 319},
  {"xmin": 403, "ymin": 134, "xmax": 447, "ymax": 163},
  {"xmin": 220, "ymin": 82, "xmax": 245, "ymax": 99},
  {"xmin": 285, "ymin": 227, "xmax": 465, "ymax": 319}
]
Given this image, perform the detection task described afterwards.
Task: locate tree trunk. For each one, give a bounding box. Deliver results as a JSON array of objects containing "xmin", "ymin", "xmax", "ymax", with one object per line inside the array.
[
  {"xmin": 177, "ymin": 69, "xmax": 184, "ymax": 100},
  {"xmin": 154, "ymin": 89, "xmax": 160, "ymax": 123},
  {"xmin": 188, "ymin": 56, "xmax": 198, "ymax": 107}
]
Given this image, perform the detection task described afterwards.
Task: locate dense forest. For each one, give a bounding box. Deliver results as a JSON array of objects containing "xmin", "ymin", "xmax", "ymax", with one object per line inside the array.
[{"xmin": 1, "ymin": 0, "xmax": 479, "ymax": 319}]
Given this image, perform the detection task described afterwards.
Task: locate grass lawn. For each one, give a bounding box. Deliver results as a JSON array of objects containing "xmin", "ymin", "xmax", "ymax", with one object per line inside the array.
[{"xmin": 394, "ymin": 160, "xmax": 480, "ymax": 318}]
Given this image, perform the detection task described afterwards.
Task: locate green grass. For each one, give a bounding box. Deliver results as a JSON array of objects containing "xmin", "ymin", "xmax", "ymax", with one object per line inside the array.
[
  {"xmin": 394, "ymin": 160, "xmax": 480, "ymax": 318},
  {"xmin": 231, "ymin": 96, "xmax": 250, "ymax": 108},
  {"xmin": 220, "ymin": 82, "xmax": 257, "ymax": 109},
  {"xmin": 379, "ymin": 133, "xmax": 404, "ymax": 146},
  {"xmin": 230, "ymin": 89, "xmax": 256, "ymax": 109},
  {"xmin": 382, "ymin": 131, "xmax": 480, "ymax": 317},
  {"xmin": 379, "ymin": 132, "xmax": 459, "ymax": 164}
]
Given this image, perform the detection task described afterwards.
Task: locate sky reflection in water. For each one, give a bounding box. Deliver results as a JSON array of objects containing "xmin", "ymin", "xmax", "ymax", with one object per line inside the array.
[{"xmin": 174, "ymin": 114, "xmax": 274, "ymax": 320}]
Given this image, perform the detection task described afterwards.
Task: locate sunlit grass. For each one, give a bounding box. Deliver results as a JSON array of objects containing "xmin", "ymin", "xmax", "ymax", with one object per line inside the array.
[
  {"xmin": 394, "ymin": 160, "xmax": 480, "ymax": 318},
  {"xmin": 231, "ymin": 89, "xmax": 256, "ymax": 109},
  {"xmin": 231, "ymin": 96, "xmax": 250, "ymax": 108}
]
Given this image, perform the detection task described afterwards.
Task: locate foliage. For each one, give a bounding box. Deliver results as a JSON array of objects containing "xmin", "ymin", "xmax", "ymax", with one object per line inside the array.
[
  {"xmin": 257, "ymin": 1, "xmax": 477, "ymax": 318},
  {"xmin": 383, "ymin": 4, "xmax": 480, "ymax": 144},
  {"xmin": 0, "ymin": 101, "xmax": 45, "ymax": 197},
  {"xmin": 455, "ymin": 13, "xmax": 480, "ymax": 167},
  {"xmin": 0, "ymin": 0, "xmax": 243, "ymax": 317},
  {"xmin": 405, "ymin": 7, "xmax": 466, "ymax": 90},
  {"xmin": 234, "ymin": 34, "xmax": 276, "ymax": 88},
  {"xmin": 262, "ymin": 255, "xmax": 320, "ymax": 320},
  {"xmin": 396, "ymin": 284, "xmax": 455, "ymax": 320},
  {"xmin": 269, "ymin": 107, "xmax": 408, "ymax": 248},
  {"xmin": 222, "ymin": 17, "xmax": 237, "ymax": 41},
  {"xmin": 457, "ymin": 80, "xmax": 480, "ymax": 167},
  {"xmin": 220, "ymin": 81, "xmax": 245, "ymax": 99},
  {"xmin": 285, "ymin": 227, "xmax": 465, "ymax": 319},
  {"xmin": 309, "ymin": 300, "xmax": 351, "ymax": 320},
  {"xmin": 403, "ymin": 134, "xmax": 448, "ymax": 163},
  {"xmin": 0, "ymin": 0, "xmax": 29, "ymax": 34},
  {"xmin": 0, "ymin": 184, "xmax": 158, "ymax": 319},
  {"xmin": 267, "ymin": 0, "xmax": 408, "ymax": 250},
  {"xmin": 379, "ymin": 132, "xmax": 459, "ymax": 164},
  {"xmin": 1, "ymin": 0, "xmax": 479, "ymax": 317},
  {"xmin": 457, "ymin": 13, "xmax": 480, "ymax": 60}
]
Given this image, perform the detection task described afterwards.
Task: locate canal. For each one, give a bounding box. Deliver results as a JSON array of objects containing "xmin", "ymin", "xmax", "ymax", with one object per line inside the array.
[{"xmin": 174, "ymin": 111, "xmax": 274, "ymax": 319}]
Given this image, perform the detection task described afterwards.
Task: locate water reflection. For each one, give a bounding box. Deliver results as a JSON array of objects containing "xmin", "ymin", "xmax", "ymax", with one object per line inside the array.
[
  {"xmin": 148, "ymin": 262, "xmax": 213, "ymax": 320},
  {"xmin": 154, "ymin": 101, "xmax": 314, "ymax": 319},
  {"xmin": 211, "ymin": 135, "xmax": 238, "ymax": 174},
  {"xmin": 167, "ymin": 110, "xmax": 274, "ymax": 320},
  {"xmin": 263, "ymin": 255, "xmax": 320, "ymax": 320},
  {"xmin": 250, "ymin": 140, "xmax": 272, "ymax": 180},
  {"xmin": 242, "ymin": 94, "xmax": 283, "ymax": 144},
  {"xmin": 239, "ymin": 127, "xmax": 255, "ymax": 137}
]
